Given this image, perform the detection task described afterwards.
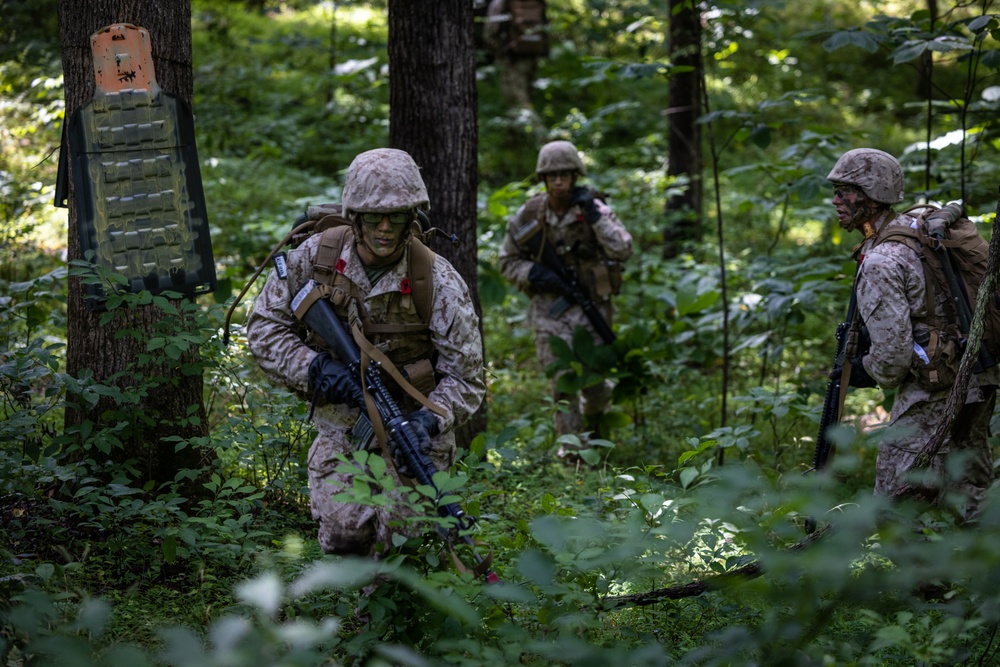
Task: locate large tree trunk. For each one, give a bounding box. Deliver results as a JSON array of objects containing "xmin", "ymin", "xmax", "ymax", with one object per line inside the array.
[
  {"xmin": 387, "ymin": 0, "xmax": 486, "ymax": 443},
  {"xmin": 663, "ymin": 0, "xmax": 704, "ymax": 258},
  {"xmin": 58, "ymin": 1, "xmax": 207, "ymax": 487}
]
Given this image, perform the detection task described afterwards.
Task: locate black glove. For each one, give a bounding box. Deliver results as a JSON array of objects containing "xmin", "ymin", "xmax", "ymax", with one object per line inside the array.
[
  {"xmin": 847, "ymin": 356, "xmax": 878, "ymax": 388},
  {"xmin": 528, "ymin": 263, "xmax": 570, "ymax": 295},
  {"xmin": 308, "ymin": 352, "xmax": 364, "ymax": 408},
  {"xmin": 830, "ymin": 356, "xmax": 878, "ymax": 388},
  {"xmin": 570, "ymin": 186, "xmax": 601, "ymax": 224},
  {"xmin": 858, "ymin": 326, "xmax": 872, "ymax": 356},
  {"xmin": 391, "ymin": 410, "xmax": 440, "ymax": 478}
]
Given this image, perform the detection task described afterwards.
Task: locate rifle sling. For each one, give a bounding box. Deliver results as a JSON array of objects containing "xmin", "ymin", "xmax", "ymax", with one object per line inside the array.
[
  {"xmin": 448, "ymin": 540, "xmax": 495, "ymax": 579},
  {"xmin": 346, "ymin": 300, "xmax": 447, "ymax": 461}
]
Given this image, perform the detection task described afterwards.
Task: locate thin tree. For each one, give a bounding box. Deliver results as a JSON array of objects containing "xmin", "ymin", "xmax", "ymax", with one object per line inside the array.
[
  {"xmin": 386, "ymin": 0, "xmax": 486, "ymax": 440},
  {"xmin": 58, "ymin": 0, "xmax": 207, "ymax": 486},
  {"xmin": 663, "ymin": 0, "xmax": 704, "ymax": 258}
]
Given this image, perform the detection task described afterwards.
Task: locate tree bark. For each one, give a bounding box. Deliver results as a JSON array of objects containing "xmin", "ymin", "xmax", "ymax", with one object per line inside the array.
[
  {"xmin": 663, "ymin": 0, "xmax": 704, "ymax": 258},
  {"xmin": 58, "ymin": 0, "xmax": 207, "ymax": 487},
  {"xmin": 387, "ymin": 0, "xmax": 486, "ymax": 443}
]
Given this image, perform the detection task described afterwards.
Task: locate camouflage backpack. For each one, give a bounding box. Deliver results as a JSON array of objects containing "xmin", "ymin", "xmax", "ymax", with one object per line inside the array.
[
  {"xmin": 870, "ymin": 202, "xmax": 1000, "ymax": 389},
  {"xmin": 490, "ymin": 0, "xmax": 549, "ymax": 57}
]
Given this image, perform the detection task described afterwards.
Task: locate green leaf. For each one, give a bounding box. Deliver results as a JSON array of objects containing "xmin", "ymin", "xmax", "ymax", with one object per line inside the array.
[
  {"xmin": 749, "ymin": 123, "xmax": 771, "ymax": 149},
  {"xmin": 547, "ymin": 334, "xmax": 573, "ymax": 361},
  {"xmin": 679, "ymin": 466, "xmax": 699, "ymax": 489},
  {"xmin": 982, "ymin": 49, "xmax": 1000, "ymax": 70},
  {"xmin": 516, "ymin": 549, "xmax": 557, "ymax": 586},
  {"xmin": 35, "ymin": 562, "xmax": 55, "ymax": 582},
  {"xmin": 823, "ymin": 30, "xmax": 879, "ymax": 53},
  {"xmin": 236, "ymin": 573, "xmax": 283, "ymax": 617},
  {"xmin": 891, "ymin": 41, "xmax": 928, "ymax": 64},
  {"xmin": 571, "ymin": 325, "xmax": 596, "ymax": 360},
  {"xmin": 162, "ymin": 534, "xmax": 177, "ymax": 564},
  {"xmin": 676, "ymin": 281, "xmax": 719, "ymax": 316}
]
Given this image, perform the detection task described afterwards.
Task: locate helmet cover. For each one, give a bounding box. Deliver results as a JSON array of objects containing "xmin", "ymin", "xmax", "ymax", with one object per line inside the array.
[
  {"xmin": 342, "ymin": 148, "xmax": 430, "ymax": 213},
  {"xmin": 535, "ymin": 140, "xmax": 586, "ymax": 177},
  {"xmin": 826, "ymin": 148, "xmax": 904, "ymax": 204}
]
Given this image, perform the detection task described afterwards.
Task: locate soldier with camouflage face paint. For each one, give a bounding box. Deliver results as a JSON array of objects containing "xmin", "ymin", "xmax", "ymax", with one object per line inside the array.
[
  {"xmin": 499, "ymin": 140, "xmax": 633, "ymax": 463},
  {"xmin": 828, "ymin": 147, "xmax": 998, "ymax": 521},
  {"xmin": 247, "ymin": 148, "xmax": 485, "ymax": 556}
]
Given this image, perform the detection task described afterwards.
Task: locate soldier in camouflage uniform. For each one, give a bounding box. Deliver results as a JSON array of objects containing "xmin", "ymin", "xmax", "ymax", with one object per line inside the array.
[
  {"xmin": 483, "ymin": 0, "xmax": 544, "ymax": 125},
  {"xmin": 499, "ymin": 140, "xmax": 633, "ymax": 460},
  {"xmin": 247, "ymin": 148, "xmax": 485, "ymax": 555},
  {"xmin": 828, "ymin": 147, "xmax": 998, "ymax": 521}
]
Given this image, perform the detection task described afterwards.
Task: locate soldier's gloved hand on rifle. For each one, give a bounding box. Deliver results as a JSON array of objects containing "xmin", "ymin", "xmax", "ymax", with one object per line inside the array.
[
  {"xmin": 390, "ymin": 410, "xmax": 440, "ymax": 478},
  {"xmin": 858, "ymin": 325, "xmax": 872, "ymax": 356},
  {"xmin": 528, "ymin": 263, "xmax": 570, "ymax": 296},
  {"xmin": 308, "ymin": 351, "xmax": 364, "ymax": 409},
  {"xmin": 570, "ymin": 186, "xmax": 601, "ymax": 224},
  {"xmin": 829, "ymin": 355, "xmax": 878, "ymax": 388}
]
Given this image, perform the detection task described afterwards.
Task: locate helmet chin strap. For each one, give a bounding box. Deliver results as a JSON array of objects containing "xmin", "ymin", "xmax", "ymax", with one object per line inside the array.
[{"xmin": 845, "ymin": 196, "xmax": 883, "ymax": 237}]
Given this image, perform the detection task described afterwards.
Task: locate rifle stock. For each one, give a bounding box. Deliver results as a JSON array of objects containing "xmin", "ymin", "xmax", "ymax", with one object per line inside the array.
[{"xmin": 289, "ymin": 276, "xmax": 498, "ymax": 582}]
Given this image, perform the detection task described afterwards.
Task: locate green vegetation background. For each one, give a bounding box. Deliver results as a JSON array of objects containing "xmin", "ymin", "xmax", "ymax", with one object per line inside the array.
[{"xmin": 5, "ymin": 1, "xmax": 1000, "ymax": 665}]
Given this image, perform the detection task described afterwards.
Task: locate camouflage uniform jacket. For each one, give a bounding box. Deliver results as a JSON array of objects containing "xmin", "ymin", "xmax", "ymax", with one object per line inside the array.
[
  {"xmin": 855, "ymin": 210, "xmax": 1000, "ymax": 421},
  {"xmin": 498, "ymin": 192, "xmax": 632, "ymax": 337},
  {"xmin": 246, "ymin": 230, "xmax": 486, "ymax": 436}
]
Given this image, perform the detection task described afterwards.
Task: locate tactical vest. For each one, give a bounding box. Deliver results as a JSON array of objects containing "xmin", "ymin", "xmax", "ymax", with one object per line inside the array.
[
  {"xmin": 520, "ymin": 192, "xmax": 623, "ymax": 302},
  {"xmin": 310, "ymin": 222, "xmax": 439, "ymax": 406}
]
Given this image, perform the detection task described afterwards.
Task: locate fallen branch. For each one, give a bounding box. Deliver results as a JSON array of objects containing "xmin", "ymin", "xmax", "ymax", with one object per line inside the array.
[{"xmin": 594, "ymin": 523, "xmax": 832, "ymax": 611}]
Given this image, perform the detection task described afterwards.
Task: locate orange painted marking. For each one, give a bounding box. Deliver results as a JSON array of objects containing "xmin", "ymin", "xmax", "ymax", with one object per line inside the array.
[{"xmin": 90, "ymin": 23, "xmax": 156, "ymax": 94}]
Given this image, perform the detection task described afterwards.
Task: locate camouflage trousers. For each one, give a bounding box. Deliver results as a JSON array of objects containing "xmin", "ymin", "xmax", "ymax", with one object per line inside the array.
[
  {"xmin": 874, "ymin": 387, "xmax": 996, "ymax": 522},
  {"xmin": 497, "ymin": 55, "xmax": 537, "ymax": 113},
  {"xmin": 307, "ymin": 424, "xmax": 455, "ymax": 556},
  {"xmin": 535, "ymin": 329, "xmax": 612, "ymax": 444}
]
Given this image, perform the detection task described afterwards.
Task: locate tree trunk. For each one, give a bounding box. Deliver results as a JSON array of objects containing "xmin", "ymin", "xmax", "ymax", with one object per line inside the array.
[
  {"xmin": 58, "ymin": 0, "xmax": 207, "ymax": 488},
  {"xmin": 663, "ymin": 0, "xmax": 704, "ymax": 258},
  {"xmin": 387, "ymin": 0, "xmax": 486, "ymax": 444}
]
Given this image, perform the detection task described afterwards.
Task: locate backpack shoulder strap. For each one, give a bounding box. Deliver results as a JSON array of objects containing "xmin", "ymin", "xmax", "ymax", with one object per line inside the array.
[
  {"xmin": 869, "ymin": 216, "xmax": 942, "ymax": 328},
  {"xmin": 523, "ymin": 192, "xmax": 547, "ymax": 222},
  {"xmin": 874, "ymin": 224, "xmax": 920, "ymax": 247},
  {"xmin": 314, "ymin": 221, "xmax": 437, "ymax": 324},
  {"xmin": 313, "ymin": 224, "xmax": 352, "ymax": 287},
  {"xmin": 406, "ymin": 235, "xmax": 437, "ymax": 325}
]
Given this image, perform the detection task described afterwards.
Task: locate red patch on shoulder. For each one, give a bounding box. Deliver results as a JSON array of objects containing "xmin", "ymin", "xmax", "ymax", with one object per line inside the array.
[{"xmin": 401, "ymin": 278, "xmax": 412, "ymax": 294}]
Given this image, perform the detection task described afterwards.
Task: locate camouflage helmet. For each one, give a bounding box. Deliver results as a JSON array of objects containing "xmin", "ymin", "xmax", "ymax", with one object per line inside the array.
[
  {"xmin": 535, "ymin": 140, "xmax": 587, "ymax": 177},
  {"xmin": 342, "ymin": 148, "xmax": 430, "ymax": 214},
  {"xmin": 826, "ymin": 148, "xmax": 904, "ymax": 204}
]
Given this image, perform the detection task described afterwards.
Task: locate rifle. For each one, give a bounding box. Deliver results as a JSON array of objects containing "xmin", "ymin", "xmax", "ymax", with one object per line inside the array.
[
  {"xmin": 810, "ymin": 267, "xmax": 861, "ymax": 474},
  {"xmin": 282, "ymin": 266, "xmax": 498, "ymax": 583},
  {"xmin": 513, "ymin": 217, "xmax": 616, "ymax": 345},
  {"xmin": 804, "ymin": 271, "xmax": 859, "ymax": 535}
]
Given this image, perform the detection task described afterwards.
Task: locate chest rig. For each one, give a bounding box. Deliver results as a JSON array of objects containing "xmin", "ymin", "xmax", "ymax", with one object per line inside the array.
[
  {"xmin": 520, "ymin": 193, "xmax": 621, "ymax": 302},
  {"xmin": 311, "ymin": 222, "xmax": 439, "ymax": 406}
]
